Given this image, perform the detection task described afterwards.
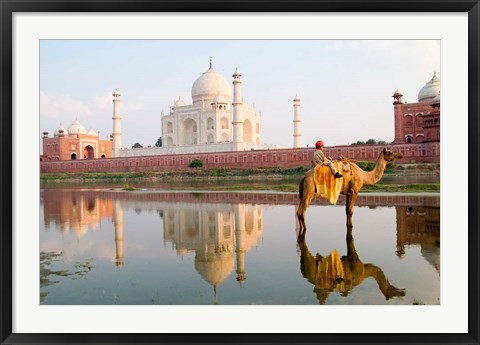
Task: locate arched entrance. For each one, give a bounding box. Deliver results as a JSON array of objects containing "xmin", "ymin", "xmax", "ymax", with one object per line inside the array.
[
  {"xmin": 182, "ymin": 118, "xmax": 198, "ymax": 145},
  {"xmin": 84, "ymin": 145, "xmax": 94, "ymax": 159},
  {"xmin": 243, "ymin": 119, "xmax": 252, "ymax": 143},
  {"xmin": 71, "ymin": 153, "xmax": 77, "ymax": 160}
]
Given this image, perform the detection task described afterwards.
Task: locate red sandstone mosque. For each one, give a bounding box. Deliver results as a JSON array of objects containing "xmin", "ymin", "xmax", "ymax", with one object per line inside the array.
[
  {"xmin": 40, "ymin": 67, "xmax": 440, "ymax": 168},
  {"xmin": 393, "ymin": 71, "xmax": 440, "ymax": 144}
]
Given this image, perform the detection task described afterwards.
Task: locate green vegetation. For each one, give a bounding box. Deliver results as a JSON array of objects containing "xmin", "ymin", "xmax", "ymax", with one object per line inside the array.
[
  {"xmin": 40, "ymin": 163, "xmax": 439, "ymax": 195},
  {"xmin": 362, "ymin": 184, "xmax": 439, "ymax": 193},
  {"xmin": 40, "ymin": 251, "xmax": 95, "ymax": 303},
  {"xmin": 155, "ymin": 137, "xmax": 162, "ymax": 147},
  {"xmin": 356, "ymin": 161, "xmax": 397, "ymax": 174},
  {"xmin": 189, "ymin": 159, "xmax": 204, "ymax": 168},
  {"xmin": 351, "ymin": 138, "xmax": 389, "ymax": 145},
  {"xmin": 413, "ymin": 299, "xmax": 426, "ymax": 305},
  {"xmin": 122, "ymin": 183, "xmax": 139, "ymax": 191},
  {"xmin": 132, "ymin": 142, "xmax": 143, "ymax": 148}
]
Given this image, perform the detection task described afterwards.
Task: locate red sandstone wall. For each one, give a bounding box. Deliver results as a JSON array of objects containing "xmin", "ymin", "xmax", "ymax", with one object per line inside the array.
[
  {"xmin": 394, "ymin": 102, "xmax": 435, "ymax": 144},
  {"xmin": 40, "ymin": 142, "xmax": 440, "ymax": 174}
]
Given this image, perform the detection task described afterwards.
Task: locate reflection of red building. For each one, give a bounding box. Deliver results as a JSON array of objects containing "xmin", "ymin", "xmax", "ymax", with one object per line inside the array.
[
  {"xmin": 41, "ymin": 118, "xmax": 112, "ymax": 161},
  {"xmin": 395, "ymin": 206, "xmax": 440, "ymax": 271},
  {"xmin": 42, "ymin": 190, "xmax": 113, "ymax": 238},
  {"xmin": 393, "ymin": 72, "xmax": 440, "ymax": 144}
]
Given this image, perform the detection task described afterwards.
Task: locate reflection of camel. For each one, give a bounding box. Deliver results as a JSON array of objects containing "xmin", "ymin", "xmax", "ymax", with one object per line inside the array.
[
  {"xmin": 298, "ymin": 226, "xmax": 406, "ymax": 304},
  {"xmin": 297, "ymin": 148, "xmax": 403, "ymax": 237}
]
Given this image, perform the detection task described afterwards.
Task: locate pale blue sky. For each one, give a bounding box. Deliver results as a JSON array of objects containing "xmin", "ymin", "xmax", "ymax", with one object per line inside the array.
[{"xmin": 40, "ymin": 39, "xmax": 440, "ymax": 149}]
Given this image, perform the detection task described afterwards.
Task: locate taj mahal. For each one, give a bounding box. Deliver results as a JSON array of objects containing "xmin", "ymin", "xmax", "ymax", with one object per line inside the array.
[
  {"xmin": 120, "ymin": 60, "xmax": 289, "ymax": 157},
  {"xmin": 161, "ymin": 60, "xmax": 267, "ymax": 150}
]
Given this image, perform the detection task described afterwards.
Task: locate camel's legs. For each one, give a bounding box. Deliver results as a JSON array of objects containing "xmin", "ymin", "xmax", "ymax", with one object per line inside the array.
[
  {"xmin": 345, "ymin": 191, "xmax": 358, "ymax": 227},
  {"xmin": 297, "ymin": 192, "xmax": 314, "ymax": 240}
]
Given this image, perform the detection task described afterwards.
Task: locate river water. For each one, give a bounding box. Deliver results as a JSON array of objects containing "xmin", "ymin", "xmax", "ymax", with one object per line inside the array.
[{"xmin": 40, "ymin": 188, "xmax": 440, "ymax": 305}]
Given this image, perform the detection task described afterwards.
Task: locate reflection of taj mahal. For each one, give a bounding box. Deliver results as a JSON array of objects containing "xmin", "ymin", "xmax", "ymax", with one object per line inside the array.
[
  {"xmin": 42, "ymin": 190, "xmax": 264, "ymax": 290},
  {"xmin": 162, "ymin": 203, "xmax": 263, "ymax": 288}
]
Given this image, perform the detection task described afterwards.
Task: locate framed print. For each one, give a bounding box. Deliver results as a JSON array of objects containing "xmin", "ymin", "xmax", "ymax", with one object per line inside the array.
[{"xmin": 1, "ymin": 1, "xmax": 479, "ymax": 344}]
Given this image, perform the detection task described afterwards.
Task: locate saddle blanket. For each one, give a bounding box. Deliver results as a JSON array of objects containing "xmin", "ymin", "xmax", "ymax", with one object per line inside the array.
[{"xmin": 313, "ymin": 161, "xmax": 346, "ymax": 205}]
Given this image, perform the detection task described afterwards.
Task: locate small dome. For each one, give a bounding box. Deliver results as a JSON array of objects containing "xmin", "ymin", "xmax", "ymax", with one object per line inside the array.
[
  {"xmin": 54, "ymin": 125, "xmax": 68, "ymax": 137},
  {"xmin": 393, "ymin": 89, "xmax": 403, "ymax": 96},
  {"xmin": 233, "ymin": 68, "xmax": 242, "ymax": 77},
  {"xmin": 418, "ymin": 72, "xmax": 440, "ymax": 103},
  {"xmin": 87, "ymin": 128, "xmax": 98, "ymax": 136},
  {"xmin": 174, "ymin": 98, "xmax": 186, "ymax": 108},
  {"xmin": 212, "ymin": 94, "xmax": 228, "ymax": 104},
  {"xmin": 68, "ymin": 119, "xmax": 87, "ymax": 135},
  {"xmin": 191, "ymin": 66, "xmax": 231, "ymax": 106}
]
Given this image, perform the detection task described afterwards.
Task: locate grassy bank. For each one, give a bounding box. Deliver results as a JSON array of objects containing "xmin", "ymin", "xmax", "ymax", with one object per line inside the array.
[
  {"xmin": 40, "ymin": 166, "xmax": 309, "ymax": 182},
  {"xmin": 40, "ymin": 163, "xmax": 440, "ymax": 194},
  {"xmin": 40, "ymin": 163, "xmax": 439, "ymax": 183}
]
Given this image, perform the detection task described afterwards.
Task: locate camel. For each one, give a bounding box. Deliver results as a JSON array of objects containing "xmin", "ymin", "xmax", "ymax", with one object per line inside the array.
[
  {"xmin": 298, "ymin": 225, "xmax": 406, "ymax": 304},
  {"xmin": 297, "ymin": 148, "xmax": 403, "ymax": 238}
]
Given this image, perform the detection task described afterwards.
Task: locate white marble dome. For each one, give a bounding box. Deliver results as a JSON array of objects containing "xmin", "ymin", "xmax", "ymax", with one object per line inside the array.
[
  {"xmin": 418, "ymin": 72, "xmax": 440, "ymax": 103},
  {"xmin": 68, "ymin": 119, "xmax": 87, "ymax": 135},
  {"xmin": 191, "ymin": 66, "xmax": 231, "ymax": 106},
  {"xmin": 194, "ymin": 251, "xmax": 234, "ymax": 287},
  {"xmin": 54, "ymin": 125, "xmax": 68, "ymax": 137},
  {"xmin": 87, "ymin": 128, "xmax": 98, "ymax": 136},
  {"xmin": 212, "ymin": 94, "xmax": 228, "ymax": 104},
  {"xmin": 431, "ymin": 94, "xmax": 440, "ymax": 105},
  {"xmin": 174, "ymin": 98, "xmax": 186, "ymax": 108}
]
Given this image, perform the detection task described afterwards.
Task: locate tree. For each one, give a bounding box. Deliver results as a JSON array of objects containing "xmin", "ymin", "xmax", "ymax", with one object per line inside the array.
[
  {"xmin": 189, "ymin": 159, "xmax": 203, "ymax": 168},
  {"xmin": 132, "ymin": 142, "xmax": 143, "ymax": 148},
  {"xmin": 155, "ymin": 137, "xmax": 162, "ymax": 147},
  {"xmin": 351, "ymin": 138, "xmax": 387, "ymax": 145}
]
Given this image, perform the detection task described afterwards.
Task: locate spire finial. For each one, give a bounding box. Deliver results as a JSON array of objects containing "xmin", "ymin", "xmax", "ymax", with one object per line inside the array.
[
  {"xmin": 213, "ymin": 285, "xmax": 218, "ymax": 305},
  {"xmin": 209, "ymin": 56, "xmax": 212, "ymax": 69}
]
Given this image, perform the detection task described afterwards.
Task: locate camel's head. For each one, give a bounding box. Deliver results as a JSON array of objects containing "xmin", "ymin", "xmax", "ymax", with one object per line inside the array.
[{"xmin": 382, "ymin": 148, "xmax": 404, "ymax": 162}]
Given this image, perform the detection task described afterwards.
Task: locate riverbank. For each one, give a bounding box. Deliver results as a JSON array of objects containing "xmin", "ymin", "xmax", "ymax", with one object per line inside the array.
[
  {"xmin": 40, "ymin": 163, "xmax": 439, "ymax": 182},
  {"xmin": 111, "ymin": 182, "xmax": 440, "ymax": 193},
  {"xmin": 40, "ymin": 164, "xmax": 440, "ymax": 193}
]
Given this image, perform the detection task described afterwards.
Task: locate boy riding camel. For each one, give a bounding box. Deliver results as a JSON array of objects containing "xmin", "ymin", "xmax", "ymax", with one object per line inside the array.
[{"xmin": 312, "ymin": 140, "xmax": 342, "ymax": 179}]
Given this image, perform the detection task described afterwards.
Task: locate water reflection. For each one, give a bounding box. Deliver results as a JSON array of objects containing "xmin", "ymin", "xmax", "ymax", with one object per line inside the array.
[
  {"xmin": 162, "ymin": 203, "xmax": 262, "ymax": 291},
  {"xmin": 298, "ymin": 226, "xmax": 406, "ymax": 304},
  {"xmin": 396, "ymin": 206, "xmax": 440, "ymax": 271},
  {"xmin": 40, "ymin": 189, "xmax": 440, "ymax": 305}
]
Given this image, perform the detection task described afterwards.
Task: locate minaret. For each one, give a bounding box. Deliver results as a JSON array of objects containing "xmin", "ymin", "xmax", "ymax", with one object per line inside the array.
[
  {"xmin": 234, "ymin": 204, "xmax": 246, "ymax": 284},
  {"xmin": 114, "ymin": 200, "xmax": 124, "ymax": 268},
  {"xmin": 293, "ymin": 95, "xmax": 302, "ymax": 148},
  {"xmin": 232, "ymin": 68, "xmax": 244, "ymax": 151},
  {"xmin": 392, "ymin": 89, "xmax": 404, "ymax": 144},
  {"xmin": 112, "ymin": 89, "xmax": 122, "ymax": 157}
]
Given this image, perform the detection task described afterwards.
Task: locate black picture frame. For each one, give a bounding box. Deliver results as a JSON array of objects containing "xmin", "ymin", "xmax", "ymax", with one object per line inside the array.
[{"xmin": 1, "ymin": 1, "xmax": 478, "ymax": 344}]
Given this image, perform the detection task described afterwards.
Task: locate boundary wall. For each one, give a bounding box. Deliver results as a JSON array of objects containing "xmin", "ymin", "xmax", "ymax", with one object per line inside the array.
[{"xmin": 40, "ymin": 142, "xmax": 440, "ymax": 174}]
